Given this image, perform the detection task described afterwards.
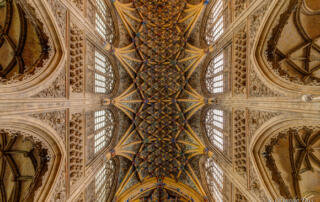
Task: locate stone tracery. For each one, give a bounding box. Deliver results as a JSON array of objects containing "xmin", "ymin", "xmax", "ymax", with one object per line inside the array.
[
  {"xmin": 0, "ymin": 0, "xmax": 319, "ymax": 201},
  {"xmin": 205, "ymin": 0, "xmax": 224, "ymax": 45},
  {"xmin": 205, "ymin": 157, "xmax": 224, "ymax": 202}
]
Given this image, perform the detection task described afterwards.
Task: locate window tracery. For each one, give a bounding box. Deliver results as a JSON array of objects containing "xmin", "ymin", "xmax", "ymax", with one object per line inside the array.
[
  {"xmin": 205, "ymin": 0, "xmax": 224, "ymax": 45},
  {"xmin": 95, "ymin": 0, "xmax": 114, "ymax": 43},
  {"xmin": 205, "ymin": 53, "xmax": 224, "ymax": 94},
  {"xmin": 205, "ymin": 157, "xmax": 224, "ymax": 202},
  {"xmin": 94, "ymin": 51, "xmax": 114, "ymax": 94},
  {"xmin": 95, "ymin": 160, "xmax": 115, "ymax": 202},
  {"xmin": 205, "ymin": 108, "xmax": 224, "ymax": 150},
  {"xmin": 94, "ymin": 109, "xmax": 114, "ymax": 153}
]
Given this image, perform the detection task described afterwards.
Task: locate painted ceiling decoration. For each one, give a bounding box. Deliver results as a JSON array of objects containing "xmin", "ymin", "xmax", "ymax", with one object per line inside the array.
[
  {"xmin": 103, "ymin": 0, "xmax": 216, "ymax": 200},
  {"xmin": 1, "ymin": 0, "xmax": 320, "ymax": 201}
]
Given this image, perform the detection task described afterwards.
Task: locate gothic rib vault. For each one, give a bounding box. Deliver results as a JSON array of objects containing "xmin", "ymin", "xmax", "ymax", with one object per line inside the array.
[
  {"xmin": 1, "ymin": 0, "xmax": 320, "ymax": 201},
  {"xmin": 103, "ymin": 0, "xmax": 215, "ymax": 200}
]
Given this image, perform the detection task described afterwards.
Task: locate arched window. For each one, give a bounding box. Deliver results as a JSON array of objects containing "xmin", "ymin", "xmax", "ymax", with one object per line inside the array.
[
  {"xmin": 94, "ymin": 109, "xmax": 114, "ymax": 153},
  {"xmin": 95, "ymin": 0, "xmax": 114, "ymax": 43},
  {"xmin": 205, "ymin": 52, "xmax": 224, "ymax": 94},
  {"xmin": 205, "ymin": 157, "xmax": 223, "ymax": 202},
  {"xmin": 205, "ymin": 0, "xmax": 224, "ymax": 45},
  {"xmin": 205, "ymin": 108, "xmax": 224, "ymax": 150},
  {"xmin": 95, "ymin": 160, "xmax": 115, "ymax": 202},
  {"xmin": 95, "ymin": 50, "xmax": 114, "ymax": 94}
]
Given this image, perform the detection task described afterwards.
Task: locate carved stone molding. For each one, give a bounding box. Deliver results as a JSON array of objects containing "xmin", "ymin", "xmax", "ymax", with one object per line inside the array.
[
  {"xmin": 235, "ymin": 188, "xmax": 248, "ymax": 202},
  {"xmin": 0, "ymin": 0, "xmax": 50, "ymax": 84},
  {"xmin": 32, "ymin": 67, "xmax": 66, "ymax": 98},
  {"xmin": 248, "ymin": 110, "xmax": 280, "ymax": 140},
  {"xmin": 85, "ymin": 180, "xmax": 95, "ymax": 202},
  {"xmin": 46, "ymin": 0, "xmax": 67, "ymax": 39},
  {"xmin": 249, "ymin": 68, "xmax": 283, "ymax": 97},
  {"xmin": 31, "ymin": 110, "xmax": 66, "ymax": 142},
  {"xmin": 69, "ymin": 112, "xmax": 84, "ymax": 187},
  {"xmin": 233, "ymin": 26, "xmax": 247, "ymax": 95},
  {"xmin": 86, "ymin": 0, "xmax": 95, "ymax": 26},
  {"xmin": 248, "ymin": 0, "xmax": 287, "ymax": 97},
  {"xmin": 233, "ymin": 109, "xmax": 248, "ymax": 178},
  {"xmin": 234, "ymin": 0, "xmax": 246, "ymax": 19},
  {"xmin": 69, "ymin": 0, "xmax": 84, "ymax": 12},
  {"xmin": 70, "ymin": 23, "xmax": 84, "ymax": 93},
  {"xmin": 75, "ymin": 192, "xmax": 85, "ymax": 202},
  {"xmin": 50, "ymin": 163, "xmax": 67, "ymax": 202},
  {"xmin": 248, "ymin": 161, "xmax": 269, "ymax": 202},
  {"xmin": 249, "ymin": 0, "xmax": 272, "ymax": 49},
  {"xmin": 0, "ymin": 118, "xmax": 65, "ymax": 202}
]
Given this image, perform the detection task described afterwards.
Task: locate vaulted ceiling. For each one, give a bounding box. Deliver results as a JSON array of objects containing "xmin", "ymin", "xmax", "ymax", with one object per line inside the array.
[
  {"xmin": 103, "ymin": 0, "xmax": 213, "ymax": 200},
  {"xmin": 1, "ymin": 0, "xmax": 320, "ymax": 201}
]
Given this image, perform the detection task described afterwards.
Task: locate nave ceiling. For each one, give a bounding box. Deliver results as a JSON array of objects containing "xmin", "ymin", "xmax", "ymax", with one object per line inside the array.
[{"xmin": 0, "ymin": 0, "xmax": 320, "ymax": 201}]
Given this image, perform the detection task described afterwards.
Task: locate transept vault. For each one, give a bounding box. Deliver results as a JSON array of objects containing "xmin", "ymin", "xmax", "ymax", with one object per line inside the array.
[{"xmin": 0, "ymin": 0, "xmax": 320, "ymax": 201}]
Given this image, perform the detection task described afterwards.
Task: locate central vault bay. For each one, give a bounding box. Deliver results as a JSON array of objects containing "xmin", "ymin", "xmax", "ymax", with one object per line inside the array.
[{"xmin": 104, "ymin": 0, "xmax": 213, "ymax": 200}]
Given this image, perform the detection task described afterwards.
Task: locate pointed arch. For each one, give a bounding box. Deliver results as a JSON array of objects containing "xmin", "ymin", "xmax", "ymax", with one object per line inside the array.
[
  {"xmin": 252, "ymin": 0, "xmax": 320, "ymax": 96},
  {"xmin": 250, "ymin": 115, "xmax": 320, "ymax": 200},
  {"xmin": 0, "ymin": 115, "xmax": 66, "ymax": 201},
  {"xmin": 0, "ymin": 0, "xmax": 66, "ymax": 97}
]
